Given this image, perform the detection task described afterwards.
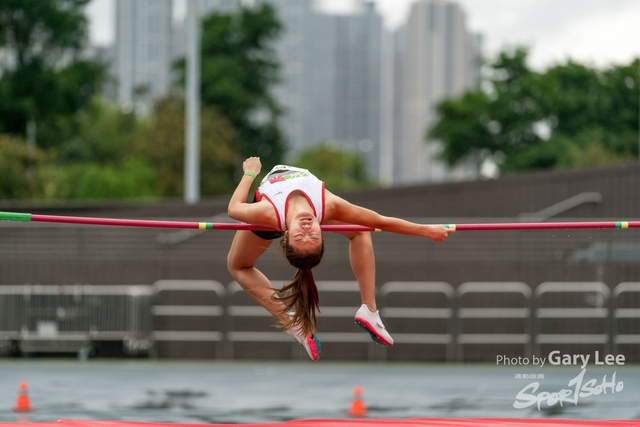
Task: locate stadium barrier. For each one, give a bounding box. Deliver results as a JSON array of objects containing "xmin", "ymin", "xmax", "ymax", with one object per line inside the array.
[{"xmin": 0, "ymin": 281, "xmax": 636, "ymax": 361}]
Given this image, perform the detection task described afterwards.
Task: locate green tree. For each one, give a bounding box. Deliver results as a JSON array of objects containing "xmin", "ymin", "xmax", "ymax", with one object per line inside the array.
[
  {"xmin": 58, "ymin": 98, "xmax": 143, "ymax": 164},
  {"xmin": 135, "ymin": 96, "xmax": 237, "ymax": 197},
  {"xmin": 0, "ymin": 0, "xmax": 106, "ymax": 149},
  {"xmin": 50, "ymin": 158, "xmax": 158, "ymax": 199},
  {"xmin": 429, "ymin": 48, "xmax": 640, "ymax": 173},
  {"xmin": 43, "ymin": 99, "xmax": 157, "ymax": 200},
  {"xmin": 292, "ymin": 143, "xmax": 370, "ymax": 191},
  {"xmin": 175, "ymin": 3, "xmax": 285, "ymax": 169},
  {"xmin": 0, "ymin": 135, "xmax": 46, "ymax": 198}
]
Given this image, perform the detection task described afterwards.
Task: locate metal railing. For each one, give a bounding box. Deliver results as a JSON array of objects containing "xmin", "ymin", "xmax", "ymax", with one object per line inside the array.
[
  {"xmin": 534, "ymin": 282, "xmax": 611, "ymax": 354},
  {"xmin": 380, "ymin": 281, "xmax": 455, "ymax": 361},
  {"xmin": 152, "ymin": 280, "xmax": 226, "ymax": 358},
  {"xmin": 225, "ymin": 280, "xmax": 295, "ymax": 359},
  {"xmin": 0, "ymin": 284, "xmax": 153, "ymax": 355},
  {"xmin": 612, "ymin": 282, "xmax": 640, "ymax": 354},
  {"xmin": 518, "ymin": 192, "xmax": 603, "ymax": 221},
  {"xmin": 456, "ymin": 282, "xmax": 532, "ymax": 361},
  {"xmin": 0, "ymin": 281, "xmax": 635, "ymax": 360}
]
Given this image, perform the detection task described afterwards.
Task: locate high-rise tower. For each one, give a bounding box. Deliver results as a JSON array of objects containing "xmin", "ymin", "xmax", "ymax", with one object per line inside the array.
[
  {"xmin": 114, "ymin": 0, "xmax": 174, "ymax": 115},
  {"xmin": 394, "ymin": 0, "xmax": 481, "ymax": 183}
]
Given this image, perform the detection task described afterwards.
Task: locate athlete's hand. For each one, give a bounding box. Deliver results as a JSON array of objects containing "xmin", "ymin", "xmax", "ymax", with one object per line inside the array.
[
  {"xmin": 243, "ymin": 157, "xmax": 261, "ymax": 177},
  {"xmin": 424, "ymin": 225, "xmax": 455, "ymax": 242}
]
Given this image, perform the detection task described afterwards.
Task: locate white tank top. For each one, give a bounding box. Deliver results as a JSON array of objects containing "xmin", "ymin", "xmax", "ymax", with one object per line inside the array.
[{"xmin": 255, "ymin": 165, "xmax": 325, "ymax": 231}]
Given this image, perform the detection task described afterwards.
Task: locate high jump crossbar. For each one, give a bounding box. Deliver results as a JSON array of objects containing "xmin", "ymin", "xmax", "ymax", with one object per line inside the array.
[
  {"xmin": 0, "ymin": 211, "xmax": 639, "ymax": 232},
  {"xmin": 0, "ymin": 211, "xmax": 377, "ymax": 232}
]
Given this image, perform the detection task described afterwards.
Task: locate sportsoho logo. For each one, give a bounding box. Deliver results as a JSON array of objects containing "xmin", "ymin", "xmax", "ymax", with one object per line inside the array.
[{"xmin": 496, "ymin": 351, "xmax": 626, "ymax": 410}]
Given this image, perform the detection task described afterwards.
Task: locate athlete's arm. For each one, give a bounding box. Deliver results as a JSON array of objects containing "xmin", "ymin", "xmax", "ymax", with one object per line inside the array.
[
  {"xmin": 228, "ymin": 157, "xmax": 275, "ymax": 226},
  {"xmin": 324, "ymin": 190, "xmax": 453, "ymax": 242}
]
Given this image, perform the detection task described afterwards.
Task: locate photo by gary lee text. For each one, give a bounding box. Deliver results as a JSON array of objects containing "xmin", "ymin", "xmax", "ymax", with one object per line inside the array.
[{"xmin": 497, "ymin": 351, "xmax": 625, "ymax": 369}]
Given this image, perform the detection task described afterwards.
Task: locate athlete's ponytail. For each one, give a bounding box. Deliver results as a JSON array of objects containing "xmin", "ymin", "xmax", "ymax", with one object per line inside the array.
[{"xmin": 275, "ymin": 239, "xmax": 325, "ymax": 336}]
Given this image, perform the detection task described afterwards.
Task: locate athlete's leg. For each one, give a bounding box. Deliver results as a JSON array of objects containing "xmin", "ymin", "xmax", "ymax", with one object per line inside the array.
[
  {"xmin": 331, "ymin": 225, "xmax": 394, "ymax": 346},
  {"xmin": 227, "ymin": 230, "xmax": 288, "ymax": 324},
  {"xmin": 346, "ymin": 231, "xmax": 378, "ymax": 311}
]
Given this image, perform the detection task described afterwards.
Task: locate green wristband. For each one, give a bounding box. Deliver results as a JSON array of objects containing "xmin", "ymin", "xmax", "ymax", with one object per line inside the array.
[{"xmin": 244, "ymin": 171, "xmax": 257, "ymax": 179}]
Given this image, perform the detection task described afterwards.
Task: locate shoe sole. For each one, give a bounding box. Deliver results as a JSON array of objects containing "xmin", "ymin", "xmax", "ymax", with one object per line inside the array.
[
  {"xmin": 305, "ymin": 333, "xmax": 322, "ymax": 361},
  {"xmin": 354, "ymin": 318, "xmax": 393, "ymax": 347}
]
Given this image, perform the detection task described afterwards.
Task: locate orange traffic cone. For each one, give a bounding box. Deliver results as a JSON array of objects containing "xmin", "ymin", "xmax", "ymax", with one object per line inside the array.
[
  {"xmin": 347, "ymin": 386, "xmax": 368, "ymax": 417},
  {"xmin": 12, "ymin": 382, "xmax": 33, "ymax": 412}
]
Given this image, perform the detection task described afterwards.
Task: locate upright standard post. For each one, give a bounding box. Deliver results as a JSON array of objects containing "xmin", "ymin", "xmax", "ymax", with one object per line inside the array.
[{"xmin": 184, "ymin": 0, "xmax": 201, "ymax": 205}]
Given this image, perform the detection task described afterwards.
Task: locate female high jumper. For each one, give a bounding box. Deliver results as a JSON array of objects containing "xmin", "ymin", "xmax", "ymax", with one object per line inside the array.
[{"xmin": 227, "ymin": 157, "xmax": 454, "ymax": 360}]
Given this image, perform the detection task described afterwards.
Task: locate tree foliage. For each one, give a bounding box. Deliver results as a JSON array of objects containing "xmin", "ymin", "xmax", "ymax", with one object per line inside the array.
[
  {"xmin": 0, "ymin": 0, "xmax": 106, "ymax": 149},
  {"xmin": 37, "ymin": 99, "xmax": 157, "ymax": 200},
  {"xmin": 59, "ymin": 98, "xmax": 142, "ymax": 164},
  {"xmin": 135, "ymin": 96, "xmax": 238, "ymax": 197},
  {"xmin": 292, "ymin": 143, "xmax": 371, "ymax": 191},
  {"xmin": 0, "ymin": 135, "xmax": 46, "ymax": 198},
  {"xmin": 175, "ymin": 3, "xmax": 286, "ymax": 169},
  {"xmin": 51, "ymin": 158, "xmax": 158, "ymax": 199},
  {"xmin": 12, "ymin": 95, "xmax": 239, "ymax": 200},
  {"xmin": 429, "ymin": 48, "xmax": 640, "ymax": 173},
  {"xmin": 0, "ymin": 2, "xmax": 270, "ymax": 200}
]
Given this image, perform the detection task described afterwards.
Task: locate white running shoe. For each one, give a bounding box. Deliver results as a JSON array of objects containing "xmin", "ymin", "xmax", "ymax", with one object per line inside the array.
[
  {"xmin": 286, "ymin": 324, "xmax": 322, "ymax": 361},
  {"xmin": 354, "ymin": 304, "xmax": 394, "ymax": 346}
]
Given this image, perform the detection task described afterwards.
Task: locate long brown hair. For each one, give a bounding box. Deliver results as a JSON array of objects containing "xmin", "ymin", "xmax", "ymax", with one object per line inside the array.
[{"xmin": 274, "ymin": 237, "xmax": 325, "ymax": 336}]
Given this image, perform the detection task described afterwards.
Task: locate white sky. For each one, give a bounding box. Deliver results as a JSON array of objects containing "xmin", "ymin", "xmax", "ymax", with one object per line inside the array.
[{"xmin": 85, "ymin": 0, "xmax": 640, "ymax": 70}]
